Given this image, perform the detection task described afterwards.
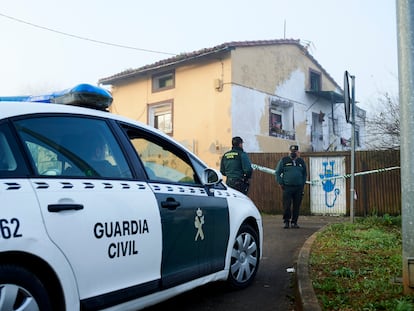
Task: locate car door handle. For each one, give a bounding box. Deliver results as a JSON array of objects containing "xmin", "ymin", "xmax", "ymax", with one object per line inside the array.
[
  {"xmin": 161, "ymin": 198, "xmax": 180, "ymax": 210},
  {"xmin": 48, "ymin": 204, "xmax": 84, "ymax": 212}
]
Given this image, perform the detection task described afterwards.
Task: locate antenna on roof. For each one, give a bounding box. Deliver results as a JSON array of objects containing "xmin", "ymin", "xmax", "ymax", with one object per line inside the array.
[
  {"xmin": 301, "ymin": 40, "xmax": 316, "ymax": 54},
  {"xmin": 284, "ymin": 20, "xmax": 286, "ymax": 39}
]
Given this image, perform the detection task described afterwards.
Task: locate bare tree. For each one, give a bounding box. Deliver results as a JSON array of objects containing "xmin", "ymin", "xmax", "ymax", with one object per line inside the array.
[{"xmin": 365, "ymin": 92, "xmax": 400, "ymax": 150}]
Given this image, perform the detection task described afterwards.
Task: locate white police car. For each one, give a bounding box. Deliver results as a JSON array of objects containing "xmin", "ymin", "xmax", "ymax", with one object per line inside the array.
[{"xmin": 0, "ymin": 84, "xmax": 263, "ymax": 311}]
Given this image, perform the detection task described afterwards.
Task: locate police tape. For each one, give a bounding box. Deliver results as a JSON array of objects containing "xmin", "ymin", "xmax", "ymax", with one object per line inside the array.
[
  {"xmin": 251, "ymin": 163, "xmax": 400, "ymax": 185},
  {"xmin": 251, "ymin": 163, "xmax": 276, "ymax": 175}
]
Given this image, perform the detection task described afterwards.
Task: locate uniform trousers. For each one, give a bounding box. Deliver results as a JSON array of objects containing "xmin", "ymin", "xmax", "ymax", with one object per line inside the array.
[
  {"xmin": 227, "ymin": 177, "xmax": 249, "ymax": 195},
  {"xmin": 282, "ymin": 185, "xmax": 303, "ymax": 224}
]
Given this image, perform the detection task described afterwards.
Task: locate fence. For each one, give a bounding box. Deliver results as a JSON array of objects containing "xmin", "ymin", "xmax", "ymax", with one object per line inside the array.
[{"xmin": 247, "ymin": 150, "xmax": 401, "ymax": 216}]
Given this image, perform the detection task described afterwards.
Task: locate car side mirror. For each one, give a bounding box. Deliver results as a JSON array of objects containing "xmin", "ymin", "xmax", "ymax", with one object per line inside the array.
[{"xmin": 202, "ymin": 168, "xmax": 222, "ymax": 185}]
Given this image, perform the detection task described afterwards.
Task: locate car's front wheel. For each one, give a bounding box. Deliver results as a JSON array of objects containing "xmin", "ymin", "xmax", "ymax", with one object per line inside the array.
[
  {"xmin": 228, "ymin": 223, "xmax": 260, "ymax": 289},
  {"xmin": 0, "ymin": 265, "xmax": 53, "ymax": 311}
]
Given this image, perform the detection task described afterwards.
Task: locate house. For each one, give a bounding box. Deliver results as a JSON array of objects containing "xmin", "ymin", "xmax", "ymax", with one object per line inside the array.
[{"xmin": 99, "ymin": 39, "xmax": 365, "ymax": 169}]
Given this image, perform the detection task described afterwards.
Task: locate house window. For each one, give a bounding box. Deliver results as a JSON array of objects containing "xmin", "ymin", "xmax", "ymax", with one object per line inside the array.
[
  {"xmin": 270, "ymin": 112, "xmax": 282, "ymax": 133},
  {"xmin": 152, "ymin": 71, "xmax": 175, "ymax": 92},
  {"xmin": 148, "ymin": 102, "xmax": 173, "ymax": 134},
  {"xmin": 268, "ymin": 97, "xmax": 295, "ymax": 140},
  {"xmin": 309, "ymin": 70, "xmax": 321, "ymax": 92},
  {"xmin": 355, "ymin": 125, "xmax": 360, "ymax": 147},
  {"xmin": 331, "ymin": 117, "xmax": 338, "ymax": 135}
]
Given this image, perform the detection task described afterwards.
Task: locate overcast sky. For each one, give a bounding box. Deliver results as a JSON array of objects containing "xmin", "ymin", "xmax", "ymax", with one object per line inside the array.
[{"xmin": 0, "ymin": 0, "xmax": 398, "ymax": 110}]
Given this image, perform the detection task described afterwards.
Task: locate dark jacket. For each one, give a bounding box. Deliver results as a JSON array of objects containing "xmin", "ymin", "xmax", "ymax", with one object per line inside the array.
[
  {"xmin": 220, "ymin": 146, "xmax": 252, "ymax": 180},
  {"xmin": 275, "ymin": 156, "xmax": 307, "ymax": 187}
]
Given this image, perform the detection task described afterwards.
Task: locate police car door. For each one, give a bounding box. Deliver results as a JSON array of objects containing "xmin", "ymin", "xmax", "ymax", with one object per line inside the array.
[
  {"xmin": 12, "ymin": 115, "xmax": 162, "ymax": 307},
  {"xmin": 121, "ymin": 125, "xmax": 230, "ymax": 288}
]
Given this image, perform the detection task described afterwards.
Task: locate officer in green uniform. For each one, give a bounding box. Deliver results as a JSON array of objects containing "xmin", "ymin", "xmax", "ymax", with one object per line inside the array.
[
  {"xmin": 275, "ymin": 145, "xmax": 307, "ymax": 229},
  {"xmin": 220, "ymin": 136, "xmax": 252, "ymax": 195}
]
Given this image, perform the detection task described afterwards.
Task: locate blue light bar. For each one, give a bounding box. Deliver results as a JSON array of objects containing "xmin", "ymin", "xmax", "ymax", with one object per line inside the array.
[
  {"xmin": 0, "ymin": 84, "xmax": 113, "ymax": 110},
  {"xmin": 0, "ymin": 96, "xmax": 31, "ymax": 102}
]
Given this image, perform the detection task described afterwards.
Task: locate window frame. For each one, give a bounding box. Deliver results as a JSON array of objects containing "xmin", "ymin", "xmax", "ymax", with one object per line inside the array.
[
  {"xmin": 152, "ymin": 71, "xmax": 175, "ymax": 93},
  {"xmin": 309, "ymin": 69, "xmax": 322, "ymax": 92},
  {"xmin": 355, "ymin": 125, "xmax": 361, "ymax": 147},
  {"xmin": 268, "ymin": 97, "xmax": 295, "ymax": 140},
  {"xmin": 148, "ymin": 101, "xmax": 173, "ymax": 135}
]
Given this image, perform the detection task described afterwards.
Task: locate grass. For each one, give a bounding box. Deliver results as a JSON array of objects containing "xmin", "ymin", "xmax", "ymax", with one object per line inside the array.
[{"xmin": 309, "ymin": 215, "xmax": 414, "ymax": 311}]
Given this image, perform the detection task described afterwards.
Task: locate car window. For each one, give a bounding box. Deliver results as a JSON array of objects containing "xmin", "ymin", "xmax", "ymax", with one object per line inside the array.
[
  {"xmin": 132, "ymin": 138, "xmax": 197, "ymax": 183},
  {"xmin": 13, "ymin": 116, "xmax": 133, "ymax": 179},
  {"xmin": 0, "ymin": 123, "xmax": 29, "ymax": 178},
  {"xmin": 0, "ymin": 131, "xmax": 17, "ymax": 172},
  {"xmin": 125, "ymin": 128, "xmax": 199, "ymax": 184}
]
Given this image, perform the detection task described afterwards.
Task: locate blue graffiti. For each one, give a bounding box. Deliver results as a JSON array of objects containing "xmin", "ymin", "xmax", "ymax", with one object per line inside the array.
[{"xmin": 319, "ymin": 161, "xmax": 340, "ymax": 208}]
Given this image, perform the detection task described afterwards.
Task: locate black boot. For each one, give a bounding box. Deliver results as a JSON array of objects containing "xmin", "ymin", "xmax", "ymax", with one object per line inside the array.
[
  {"xmin": 291, "ymin": 222, "xmax": 300, "ymax": 229},
  {"xmin": 284, "ymin": 221, "xmax": 289, "ymax": 229}
]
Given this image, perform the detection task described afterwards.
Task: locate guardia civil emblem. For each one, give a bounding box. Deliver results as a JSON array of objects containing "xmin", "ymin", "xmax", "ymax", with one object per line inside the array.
[{"xmin": 194, "ymin": 208, "xmax": 205, "ymax": 241}]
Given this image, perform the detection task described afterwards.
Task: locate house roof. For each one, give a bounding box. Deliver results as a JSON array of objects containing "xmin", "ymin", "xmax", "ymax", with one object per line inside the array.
[{"xmin": 98, "ymin": 39, "xmax": 342, "ymax": 92}]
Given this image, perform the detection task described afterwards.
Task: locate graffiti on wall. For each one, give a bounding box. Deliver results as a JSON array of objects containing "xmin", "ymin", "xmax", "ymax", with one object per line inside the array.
[
  {"xmin": 319, "ymin": 161, "xmax": 340, "ymax": 208},
  {"xmin": 310, "ymin": 156, "xmax": 346, "ymax": 215}
]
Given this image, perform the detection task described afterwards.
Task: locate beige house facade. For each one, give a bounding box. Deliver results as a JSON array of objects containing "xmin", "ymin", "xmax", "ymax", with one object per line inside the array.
[{"xmin": 99, "ymin": 39, "xmax": 365, "ymax": 169}]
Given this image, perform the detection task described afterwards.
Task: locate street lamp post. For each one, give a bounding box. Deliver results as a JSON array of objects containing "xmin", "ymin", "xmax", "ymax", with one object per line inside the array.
[{"xmin": 397, "ymin": 0, "xmax": 414, "ymax": 295}]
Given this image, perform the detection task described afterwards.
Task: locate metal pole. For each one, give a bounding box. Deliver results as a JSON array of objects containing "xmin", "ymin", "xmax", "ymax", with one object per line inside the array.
[
  {"xmin": 350, "ymin": 76, "xmax": 356, "ymax": 223},
  {"xmin": 397, "ymin": 0, "xmax": 414, "ymax": 295}
]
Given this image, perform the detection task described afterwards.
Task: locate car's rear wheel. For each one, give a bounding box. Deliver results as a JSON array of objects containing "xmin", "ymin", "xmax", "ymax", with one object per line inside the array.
[
  {"xmin": 228, "ymin": 224, "xmax": 260, "ymax": 289},
  {"xmin": 0, "ymin": 265, "xmax": 53, "ymax": 311}
]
